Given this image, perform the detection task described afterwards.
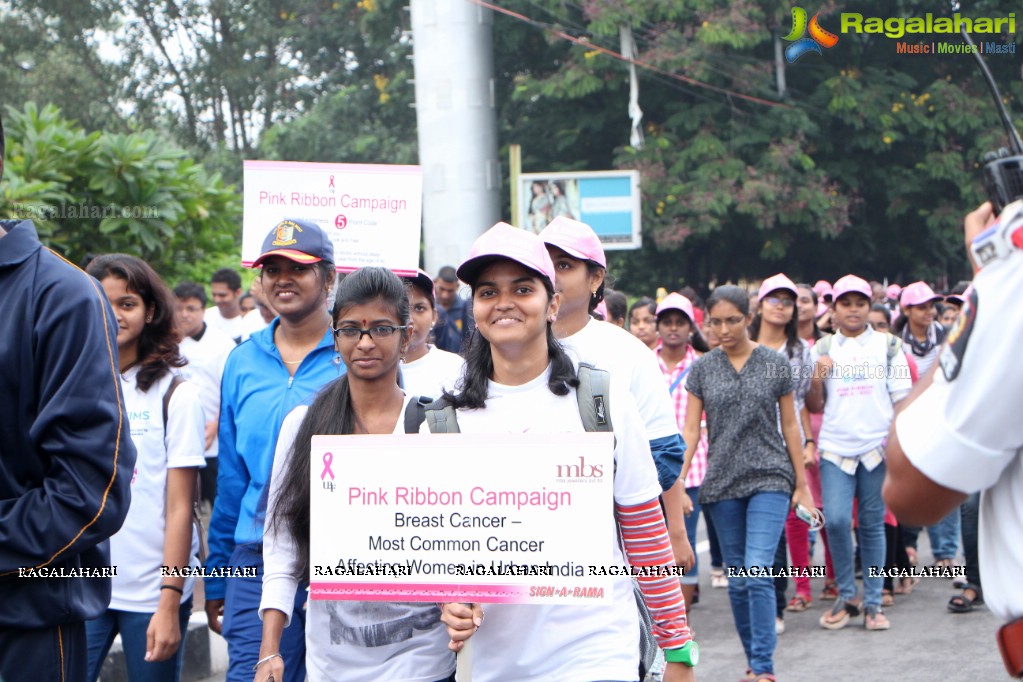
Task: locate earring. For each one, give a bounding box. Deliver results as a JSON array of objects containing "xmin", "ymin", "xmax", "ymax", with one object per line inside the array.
[
  {"xmin": 145, "ymin": 315, "xmax": 153, "ymax": 323},
  {"xmin": 333, "ymin": 352, "xmax": 342, "ymax": 366}
]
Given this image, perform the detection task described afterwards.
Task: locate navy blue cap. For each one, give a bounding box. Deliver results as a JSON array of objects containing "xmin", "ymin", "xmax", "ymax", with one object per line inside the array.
[{"xmin": 252, "ymin": 218, "xmax": 334, "ymax": 267}]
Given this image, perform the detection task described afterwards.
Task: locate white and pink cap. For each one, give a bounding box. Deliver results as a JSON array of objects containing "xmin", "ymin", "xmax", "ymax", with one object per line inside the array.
[
  {"xmin": 814, "ymin": 279, "xmax": 833, "ymax": 300},
  {"xmin": 886, "ymin": 283, "xmax": 902, "ymax": 299},
  {"xmin": 900, "ymin": 281, "xmax": 942, "ymax": 308},
  {"xmin": 758, "ymin": 273, "xmax": 799, "ymax": 301},
  {"xmin": 457, "ymin": 222, "xmax": 557, "ymax": 286},
  {"xmin": 831, "ymin": 274, "xmax": 872, "ymax": 301},
  {"xmin": 656, "ymin": 292, "xmax": 696, "ymax": 322},
  {"xmin": 538, "ymin": 216, "xmax": 607, "ymax": 268}
]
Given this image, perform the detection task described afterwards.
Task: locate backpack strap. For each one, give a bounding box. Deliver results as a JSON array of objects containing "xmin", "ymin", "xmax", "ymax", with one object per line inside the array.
[
  {"xmin": 816, "ymin": 334, "xmax": 833, "ymax": 356},
  {"xmin": 885, "ymin": 332, "xmax": 903, "ymax": 363},
  {"xmin": 162, "ymin": 374, "xmax": 185, "ymax": 431},
  {"xmin": 576, "ymin": 363, "xmax": 612, "ymax": 433},
  {"xmin": 162, "ymin": 373, "xmax": 207, "ymax": 562},
  {"xmin": 424, "ymin": 395, "xmax": 461, "ymax": 434},
  {"xmin": 403, "ymin": 396, "xmax": 433, "ymax": 434}
]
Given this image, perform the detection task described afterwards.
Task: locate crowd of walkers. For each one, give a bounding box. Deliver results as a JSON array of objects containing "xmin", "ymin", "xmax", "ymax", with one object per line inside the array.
[{"xmin": 7, "ymin": 208, "xmax": 979, "ymax": 682}]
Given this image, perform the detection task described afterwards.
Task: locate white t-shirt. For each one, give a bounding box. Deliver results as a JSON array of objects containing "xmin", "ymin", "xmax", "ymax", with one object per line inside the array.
[
  {"xmin": 399, "ymin": 346, "xmax": 464, "ymax": 401},
  {"xmin": 421, "ymin": 365, "xmax": 661, "ymax": 682},
  {"xmin": 811, "ymin": 327, "xmax": 912, "ymax": 456},
  {"xmin": 205, "ymin": 305, "xmax": 246, "ymax": 344},
  {"xmin": 110, "ymin": 369, "xmax": 206, "ymax": 612},
  {"xmin": 179, "ymin": 324, "xmax": 236, "ymax": 457},
  {"xmin": 561, "ymin": 318, "xmax": 678, "ymax": 441},
  {"xmin": 261, "ymin": 395, "xmax": 455, "ymax": 682},
  {"xmin": 241, "ymin": 308, "xmax": 270, "ymax": 342},
  {"xmin": 898, "ymin": 247, "xmax": 1023, "ymax": 622}
]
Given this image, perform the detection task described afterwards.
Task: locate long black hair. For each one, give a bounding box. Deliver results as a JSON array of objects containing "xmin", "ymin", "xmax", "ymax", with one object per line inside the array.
[
  {"xmin": 796, "ymin": 283, "xmax": 824, "ymax": 341},
  {"xmin": 271, "ymin": 266, "xmax": 411, "ymax": 576},
  {"xmin": 86, "ymin": 254, "xmax": 185, "ymax": 391},
  {"xmin": 443, "ymin": 261, "xmax": 577, "ymax": 410},
  {"xmin": 749, "ymin": 291, "xmax": 802, "ymax": 359},
  {"xmin": 706, "ymin": 285, "xmax": 750, "ymax": 316}
]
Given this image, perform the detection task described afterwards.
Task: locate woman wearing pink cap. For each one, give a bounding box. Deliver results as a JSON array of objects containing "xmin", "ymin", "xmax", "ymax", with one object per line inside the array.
[
  {"xmin": 749, "ymin": 274, "xmax": 817, "ymax": 625},
  {"xmin": 538, "ymin": 217, "xmax": 693, "ymax": 566},
  {"xmin": 893, "ymin": 281, "xmax": 946, "ymax": 376},
  {"xmin": 653, "ymin": 292, "xmax": 711, "ymax": 613},
  {"xmin": 436, "ymin": 223, "xmax": 697, "ymax": 682}
]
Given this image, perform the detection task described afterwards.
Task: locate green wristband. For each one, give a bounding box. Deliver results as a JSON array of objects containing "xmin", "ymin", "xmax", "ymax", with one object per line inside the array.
[{"xmin": 664, "ymin": 640, "xmax": 699, "ymax": 666}]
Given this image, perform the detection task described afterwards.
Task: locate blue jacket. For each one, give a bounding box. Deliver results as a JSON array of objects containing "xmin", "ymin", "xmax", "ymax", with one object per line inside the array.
[
  {"xmin": 0, "ymin": 220, "xmax": 136, "ymax": 628},
  {"xmin": 204, "ymin": 319, "xmax": 343, "ymax": 599}
]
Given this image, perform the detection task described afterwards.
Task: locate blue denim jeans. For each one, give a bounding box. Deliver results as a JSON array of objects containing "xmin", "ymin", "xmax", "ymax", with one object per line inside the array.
[
  {"xmin": 704, "ymin": 491, "xmax": 789, "ymax": 677},
  {"xmin": 223, "ymin": 545, "xmax": 307, "ymax": 682},
  {"xmin": 86, "ymin": 598, "xmax": 192, "ymax": 682},
  {"xmin": 820, "ymin": 458, "xmax": 887, "ymax": 608},
  {"xmin": 682, "ymin": 486, "xmax": 702, "ymax": 584},
  {"xmin": 927, "ymin": 507, "xmax": 961, "ymax": 561}
]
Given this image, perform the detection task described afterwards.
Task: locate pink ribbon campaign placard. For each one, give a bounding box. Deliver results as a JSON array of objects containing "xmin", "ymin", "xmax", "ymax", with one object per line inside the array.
[
  {"xmin": 308, "ymin": 433, "xmax": 616, "ymax": 605},
  {"xmin": 242, "ymin": 160, "xmax": 422, "ymax": 276}
]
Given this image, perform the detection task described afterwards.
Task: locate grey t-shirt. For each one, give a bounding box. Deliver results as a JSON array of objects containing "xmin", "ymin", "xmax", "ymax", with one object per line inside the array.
[{"xmin": 685, "ymin": 344, "xmax": 795, "ymax": 504}]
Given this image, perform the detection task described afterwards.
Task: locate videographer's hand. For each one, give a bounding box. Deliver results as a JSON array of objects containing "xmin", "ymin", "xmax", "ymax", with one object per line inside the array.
[{"xmin": 965, "ymin": 201, "xmax": 997, "ymax": 271}]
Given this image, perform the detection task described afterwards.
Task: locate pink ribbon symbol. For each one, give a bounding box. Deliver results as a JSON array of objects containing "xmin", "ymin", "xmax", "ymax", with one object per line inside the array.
[
  {"xmin": 321, "ymin": 452, "xmax": 335, "ymax": 481},
  {"xmin": 328, "ymin": 175, "xmax": 335, "ymax": 188}
]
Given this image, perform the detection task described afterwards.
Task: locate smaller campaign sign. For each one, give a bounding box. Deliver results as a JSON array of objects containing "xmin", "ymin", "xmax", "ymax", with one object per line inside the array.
[{"xmin": 243, "ymin": 160, "xmax": 422, "ymax": 275}]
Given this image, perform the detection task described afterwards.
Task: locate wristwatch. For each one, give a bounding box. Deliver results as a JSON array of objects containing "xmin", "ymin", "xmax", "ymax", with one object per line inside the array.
[{"xmin": 664, "ymin": 640, "xmax": 700, "ymax": 666}]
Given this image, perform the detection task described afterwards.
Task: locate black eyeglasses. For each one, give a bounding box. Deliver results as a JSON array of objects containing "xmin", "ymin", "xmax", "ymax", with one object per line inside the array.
[{"xmin": 333, "ymin": 325, "xmax": 408, "ymax": 341}]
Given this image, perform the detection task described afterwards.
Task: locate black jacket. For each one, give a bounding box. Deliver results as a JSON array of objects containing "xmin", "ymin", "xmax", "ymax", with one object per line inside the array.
[{"xmin": 0, "ymin": 220, "xmax": 136, "ymax": 628}]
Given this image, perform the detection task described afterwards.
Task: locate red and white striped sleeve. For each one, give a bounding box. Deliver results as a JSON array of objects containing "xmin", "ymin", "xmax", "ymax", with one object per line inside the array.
[{"xmin": 615, "ymin": 497, "xmax": 692, "ymax": 649}]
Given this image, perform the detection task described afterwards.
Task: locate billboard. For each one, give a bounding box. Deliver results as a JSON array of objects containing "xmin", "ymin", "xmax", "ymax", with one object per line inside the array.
[{"xmin": 517, "ymin": 170, "xmax": 641, "ymax": 250}]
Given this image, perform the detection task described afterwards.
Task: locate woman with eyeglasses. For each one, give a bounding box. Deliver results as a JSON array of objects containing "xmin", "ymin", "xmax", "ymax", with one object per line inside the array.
[
  {"xmin": 205, "ymin": 219, "xmax": 345, "ymax": 681},
  {"xmin": 256, "ymin": 267, "xmax": 454, "ymax": 682},
  {"xmin": 679, "ymin": 285, "xmax": 813, "ymax": 682},
  {"xmin": 748, "ymin": 275, "xmax": 816, "ymax": 629}
]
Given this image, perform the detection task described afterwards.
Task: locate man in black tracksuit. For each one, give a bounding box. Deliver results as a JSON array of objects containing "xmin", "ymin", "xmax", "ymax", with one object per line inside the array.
[{"xmin": 0, "ymin": 113, "xmax": 136, "ymax": 680}]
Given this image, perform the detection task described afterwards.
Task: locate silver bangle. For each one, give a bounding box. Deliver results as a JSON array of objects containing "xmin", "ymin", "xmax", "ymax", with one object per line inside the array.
[{"xmin": 253, "ymin": 652, "xmax": 282, "ymax": 671}]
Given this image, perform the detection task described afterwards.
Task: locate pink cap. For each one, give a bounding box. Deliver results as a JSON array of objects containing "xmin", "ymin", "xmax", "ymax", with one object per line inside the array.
[
  {"xmin": 538, "ymin": 216, "xmax": 607, "ymax": 268},
  {"xmin": 886, "ymin": 283, "xmax": 902, "ymax": 299},
  {"xmin": 655, "ymin": 292, "xmax": 696, "ymax": 323},
  {"xmin": 457, "ymin": 222, "xmax": 557, "ymax": 286},
  {"xmin": 944, "ymin": 293, "xmax": 966, "ymax": 306},
  {"xmin": 831, "ymin": 274, "xmax": 872, "ymax": 301},
  {"xmin": 813, "ymin": 280, "xmax": 833, "ymax": 300},
  {"xmin": 900, "ymin": 281, "xmax": 942, "ymax": 308},
  {"xmin": 594, "ymin": 300, "xmax": 609, "ymax": 320},
  {"xmin": 758, "ymin": 273, "xmax": 798, "ymax": 301}
]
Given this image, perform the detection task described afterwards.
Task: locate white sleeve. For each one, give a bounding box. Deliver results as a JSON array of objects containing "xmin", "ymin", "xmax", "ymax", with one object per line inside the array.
[
  {"xmin": 259, "ymin": 406, "xmax": 307, "ymax": 626},
  {"xmin": 809, "ymin": 343, "xmax": 821, "ymax": 364},
  {"xmin": 630, "ymin": 348, "xmax": 682, "ymax": 441},
  {"xmin": 897, "ymin": 253, "xmax": 1023, "ymax": 493},
  {"xmin": 610, "ymin": 383, "xmax": 661, "ymax": 506},
  {"xmin": 165, "ymin": 380, "xmax": 207, "ymax": 469}
]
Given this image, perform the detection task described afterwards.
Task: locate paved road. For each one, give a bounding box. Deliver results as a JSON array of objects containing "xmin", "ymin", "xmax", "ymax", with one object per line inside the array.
[
  {"xmin": 664, "ymin": 523, "xmax": 1007, "ymax": 682},
  {"xmin": 196, "ymin": 524, "xmax": 1008, "ymax": 682}
]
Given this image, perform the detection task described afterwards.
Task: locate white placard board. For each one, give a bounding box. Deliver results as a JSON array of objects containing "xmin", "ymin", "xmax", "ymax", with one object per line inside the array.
[
  {"xmin": 243, "ymin": 160, "xmax": 422, "ymax": 275},
  {"xmin": 309, "ymin": 432, "xmax": 615, "ymax": 605}
]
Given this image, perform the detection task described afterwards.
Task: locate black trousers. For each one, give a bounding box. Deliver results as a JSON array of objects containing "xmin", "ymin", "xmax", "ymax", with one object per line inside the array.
[{"xmin": 0, "ymin": 621, "xmax": 87, "ymax": 682}]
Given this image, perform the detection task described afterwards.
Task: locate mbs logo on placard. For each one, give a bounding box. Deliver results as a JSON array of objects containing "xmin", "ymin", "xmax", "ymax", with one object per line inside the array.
[{"xmin": 783, "ymin": 7, "xmax": 839, "ymax": 62}]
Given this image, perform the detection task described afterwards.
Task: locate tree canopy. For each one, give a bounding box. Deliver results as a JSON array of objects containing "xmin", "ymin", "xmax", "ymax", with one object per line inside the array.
[{"xmin": 1, "ymin": 0, "xmax": 1020, "ymax": 293}]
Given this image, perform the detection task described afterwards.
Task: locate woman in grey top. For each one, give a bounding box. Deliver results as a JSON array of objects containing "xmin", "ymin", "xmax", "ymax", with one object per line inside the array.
[{"xmin": 679, "ymin": 285, "xmax": 813, "ymax": 682}]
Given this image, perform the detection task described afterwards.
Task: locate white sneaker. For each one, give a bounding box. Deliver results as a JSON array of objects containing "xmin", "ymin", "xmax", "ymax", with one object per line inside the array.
[
  {"xmin": 711, "ymin": 568, "xmax": 728, "ymax": 588},
  {"xmin": 776, "ymin": 617, "xmax": 785, "ymax": 635}
]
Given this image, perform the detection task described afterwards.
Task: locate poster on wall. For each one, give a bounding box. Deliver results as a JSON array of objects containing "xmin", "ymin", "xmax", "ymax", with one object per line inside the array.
[
  {"xmin": 517, "ymin": 170, "xmax": 641, "ymax": 250},
  {"xmin": 243, "ymin": 160, "xmax": 422, "ymax": 275}
]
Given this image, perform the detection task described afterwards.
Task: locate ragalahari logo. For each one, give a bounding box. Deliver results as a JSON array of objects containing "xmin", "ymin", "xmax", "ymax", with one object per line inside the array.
[{"xmin": 783, "ymin": 7, "xmax": 839, "ymax": 62}]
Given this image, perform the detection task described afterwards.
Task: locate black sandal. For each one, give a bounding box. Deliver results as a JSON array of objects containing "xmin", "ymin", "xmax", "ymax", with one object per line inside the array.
[{"xmin": 948, "ymin": 588, "xmax": 984, "ymax": 613}]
